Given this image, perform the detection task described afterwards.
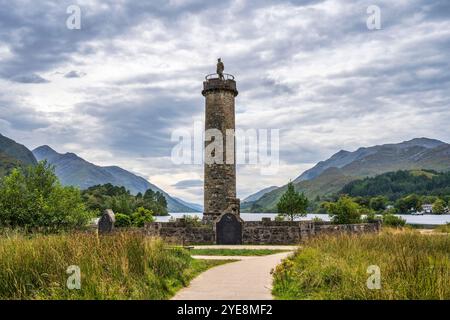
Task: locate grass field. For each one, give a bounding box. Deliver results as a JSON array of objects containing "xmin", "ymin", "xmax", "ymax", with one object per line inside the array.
[
  {"xmin": 272, "ymin": 229, "xmax": 450, "ymax": 300},
  {"xmin": 435, "ymin": 223, "xmax": 450, "ymax": 233},
  {"xmin": 190, "ymin": 248, "xmax": 289, "ymax": 256},
  {"xmin": 0, "ymin": 231, "xmax": 229, "ymax": 300}
]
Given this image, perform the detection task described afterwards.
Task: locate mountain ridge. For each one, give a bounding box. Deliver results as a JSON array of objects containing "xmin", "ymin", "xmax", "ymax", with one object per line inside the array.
[
  {"xmin": 294, "ymin": 137, "xmax": 445, "ymax": 183},
  {"xmin": 245, "ymin": 138, "xmax": 450, "ymax": 212},
  {"xmin": 33, "ymin": 145, "xmax": 198, "ymax": 213},
  {"xmin": 242, "ymin": 186, "xmax": 279, "ymax": 203},
  {"xmin": 0, "ymin": 134, "xmax": 37, "ymax": 177},
  {"xmin": 0, "ymin": 133, "xmax": 37, "ymax": 167}
]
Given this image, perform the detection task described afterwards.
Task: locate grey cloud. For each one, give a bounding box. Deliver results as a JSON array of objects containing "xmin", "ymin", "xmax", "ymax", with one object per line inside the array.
[
  {"xmin": 0, "ymin": 95, "xmax": 51, "ymax": 131},
  {"xmin": 172, "ymin": 179, "xmax": 203, "ymax": 189},
  {"xmin": 10, "ymin": 74, "xmax": 49, "ymax": 84},
  {"xmin": 64, "ymin": 70, "xmax": 86, "ymax": 78},
  {"xmin": 75, "ymin": 91, "xmax": 202, "ymax": 157}
]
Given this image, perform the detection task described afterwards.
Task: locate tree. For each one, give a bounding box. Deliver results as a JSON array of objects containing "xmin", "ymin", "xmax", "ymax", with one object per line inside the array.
[
  {"xmin": 353, "ymin": 196, "xmax": 370, "ymax": 209},
  {"xmin": 382, "ymin": 214, "xmax": 406, "ymax": 227},
  {"xmin": 0, "ymin": 161, "xmax": 94, "ymax": 232},
  {"xmin": 395, "ymin": 194, "xmax": 422, "ymax": 213},
  {"xmin": 81, "ymin": 185, "xmax": 169, "ymax": 216},
  {"xmin": 114, "ymin": 213, "xmax": 132, "ymax": 227},
  {"xmin": 432, "ymin": 199, "xmax": 446, "ymax": 215},
  {"xmin": 323, "ymin": 196, "xmax": 362, "ymax": 224},
  {"xmin": 131, "ymin": 207, "xmax": 155, "ymax": 227},
  {"xmin": 363, "ymin": 211, "xmax": 378, "ymax": 223},
  {"xmin": 369, "ymin": 196, "xmax": 387, "ymax": 212},
  {"xmin": 276, "ymin": 182, "xmax": 309, "ymax": 221}
]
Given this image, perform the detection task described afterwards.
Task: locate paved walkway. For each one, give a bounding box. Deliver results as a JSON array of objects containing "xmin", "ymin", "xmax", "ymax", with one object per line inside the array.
[
  {"xmin": 191, "ymin": 255, "xmax": 254, "ymax": 260},
  {"xmin": 173, "ymin": 251, "xmax": 293, "ymax": 300},
  {"xmin": 191, "ymin": 245, "xmax": 298, "ymax": 250}
]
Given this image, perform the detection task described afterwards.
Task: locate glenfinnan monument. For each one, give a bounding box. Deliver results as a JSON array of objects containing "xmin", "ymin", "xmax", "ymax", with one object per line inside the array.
[
  {"xmin": 143, "ymin": 60, "xmax": 381, "ymax": 245},
  {"xmin": 202, "ymin": 59, "xmax": 241, "ymax": 232}
]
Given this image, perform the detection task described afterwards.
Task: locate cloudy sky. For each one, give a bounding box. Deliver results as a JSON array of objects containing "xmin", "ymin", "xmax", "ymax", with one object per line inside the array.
[{"xmin": 0, "ymin": 0, "xmax": 449, "ymax": 204}]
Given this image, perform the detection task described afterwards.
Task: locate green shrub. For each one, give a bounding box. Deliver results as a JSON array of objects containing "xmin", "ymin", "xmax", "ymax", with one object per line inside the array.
[
  {"xmin": 323, "ymin": 196, "xmax": 362, "ymax": 224},
  {"xmin": 0, "ymin": 161, "xmax": 94, "ymax": 232},
  {"xmin": 382, "ymin": 214, "xmax": 406, "ymax": 227},
  {"xmin": 131, "ymin": 207, "xmax": 154, "ymax": 227},
  {"xmin": 115, "ymin": 213, "xmax": 132, "ymax": 228},
  {"xmin": 363, "ymin": 211, "xmax": 379, "ymax": 223},
  {"xmin": 432, "ymin": 199, "xmax": 446, "ymax": 215},
  {"xmin": 182, "ymin": 215, "xmax": 203, "ymax": 227}
]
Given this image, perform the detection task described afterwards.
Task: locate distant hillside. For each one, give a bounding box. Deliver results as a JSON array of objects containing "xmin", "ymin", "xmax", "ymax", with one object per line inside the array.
[
  {"xmin": 340, "ymin": 169, "xmax": 450, "ymax": 201},
  {"xmin": 294, "ymin": 138, "xmax": 446, "ymax": 182},
  {"xmin": 173, "ymin": 197, "xmax": 203, "ymax": 212},
  {"xmin": 33, "ymin": 145, "xmax": 197, "ymax": 213},
  {"xmin": 242, "ymin": 186, "xmax": 278, "ymax": 203},
  {"xmin": 0, "ymin": 152, "xmax": 20, "ymax": 177},
  {"xmin": 0, "ymin": 133, "xmax": 37, "ymax": 166},
  {"xmin": 0, "ymin": 133, "xmax": 37, "ymax": 177},
  {"xmin": 245, "ymin": 138, "xmax": 450, "ymax": 212}
]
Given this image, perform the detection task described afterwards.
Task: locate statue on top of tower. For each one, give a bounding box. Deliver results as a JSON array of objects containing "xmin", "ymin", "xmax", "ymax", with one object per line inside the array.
[{"xmin": 217, "ymin": 58, "xmax": 224, "ymax": 80}]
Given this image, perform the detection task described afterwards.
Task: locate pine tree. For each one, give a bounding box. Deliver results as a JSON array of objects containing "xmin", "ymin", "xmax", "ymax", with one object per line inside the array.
[{"xmin": 277, "ymin": 182, "xmax": 309, "ymax": 221}]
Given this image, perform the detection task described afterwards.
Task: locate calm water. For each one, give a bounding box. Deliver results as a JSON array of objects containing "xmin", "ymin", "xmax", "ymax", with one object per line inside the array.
[{"xmin": 157, "ymin": 212, "xmax": 450, "ymax": 226}]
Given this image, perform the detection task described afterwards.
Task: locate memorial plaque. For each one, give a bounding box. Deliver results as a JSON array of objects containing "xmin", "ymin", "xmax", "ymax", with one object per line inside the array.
[{"xmin": 216, "ymin": 213, "xmax": 242, "ymax": 245}]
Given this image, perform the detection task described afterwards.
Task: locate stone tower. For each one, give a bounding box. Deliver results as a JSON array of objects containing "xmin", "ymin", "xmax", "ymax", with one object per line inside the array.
[{"xmin": 202, "ymin": 64, "xmax": 240, "ymax": 222}]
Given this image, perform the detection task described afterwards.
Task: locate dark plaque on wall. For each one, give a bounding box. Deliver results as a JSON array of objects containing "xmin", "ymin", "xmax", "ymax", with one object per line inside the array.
[{"xmin": 216, "ymin": 213, "xmax": 242, "ymax": 245}]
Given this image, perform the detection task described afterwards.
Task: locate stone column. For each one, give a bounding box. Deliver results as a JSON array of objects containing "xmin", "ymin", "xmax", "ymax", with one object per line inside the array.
[{"xmin": 202, "ymin": 75, "xmax": 240, "ymax": 222}]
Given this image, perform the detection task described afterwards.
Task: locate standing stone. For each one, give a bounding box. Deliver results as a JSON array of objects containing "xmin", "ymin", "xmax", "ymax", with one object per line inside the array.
[
  {"xmin": 98, "ymin": 209, "xmax": 115, "ymax": 234},
  {"xmin": 202, "ymin": 61, "xmax": 240, "ymax": 222}
]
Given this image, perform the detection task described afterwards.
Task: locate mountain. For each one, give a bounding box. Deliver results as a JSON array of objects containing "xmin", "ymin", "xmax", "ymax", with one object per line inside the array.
[
  {"xmin": 173, "ymin": 197, "xmax": 203, "ymax": 212},
  {"xmin": 0, "ymin": 133, "xmax": 37, "ymax": 176},
  {"xmin": 0, "ymin": 152, "xmax": 20, "ymax": 177},
  {"xmin": 245, "ymin": 138, "xmax": 450, "ymax": 212},
  {"xmin": 340, "ymin": 169, "xmax": 450, "ymax": 200},
  {"xmin": 0, "ymin": 133, "xmax": 37, "ymax": 166},
  {"xmin": 242, "ymin": 186, "xmax": 278, "ymax": 203},
  {"xmin": 32, "ymin": 145, "xmax": 197, "ymax": 212},
  {"xmin": 294, "ymin": 138, "xmax": 446, "ymax": 182}
]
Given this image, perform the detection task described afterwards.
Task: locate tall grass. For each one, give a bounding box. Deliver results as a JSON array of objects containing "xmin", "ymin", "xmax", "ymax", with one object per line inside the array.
[
  {"xmin": 436, "ymin": 223, "xmax": 450, "ymax": 233},
  {"xmin": 272, "ymin": 229, "xmax": 450, "ymax": 300},
  {"xmin": 0, "ymin": 231, "xmax": 216, "ymax": 300}
]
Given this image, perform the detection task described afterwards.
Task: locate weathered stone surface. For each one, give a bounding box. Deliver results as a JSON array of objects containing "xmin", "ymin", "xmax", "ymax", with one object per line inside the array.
[
  {"xmin": 144, "ymin": 220, "xmax": 381, "ymax": 245},
  {"xmin": 145, "ymin": 221, "xmax": 215, "ymax": 244},
  {"xmin": 202, "ymin": 74, "xmax": 240, "ymax": 222},
  {"xmin": 98, "ymin": 209, "xmax": 115, "ymax": 234},
  {"xmin": 215, "ymin": 213, "xmax": 243, "ymax": 245}
]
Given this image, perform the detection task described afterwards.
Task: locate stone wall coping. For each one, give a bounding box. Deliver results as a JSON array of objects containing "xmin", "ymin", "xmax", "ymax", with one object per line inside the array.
[
  {"xmin": 143, "ymin": 220, "xmax": 381, "ymax": 245},
  {"xmin": 146, "ymin": 220, "xmax": 379, "ymax": 228}
]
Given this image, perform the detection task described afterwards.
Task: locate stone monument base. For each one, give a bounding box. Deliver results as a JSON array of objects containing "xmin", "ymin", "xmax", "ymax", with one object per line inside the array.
[{"xmin": 144, "ymin": 219, "xmax": 381, "ymax": 245}]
